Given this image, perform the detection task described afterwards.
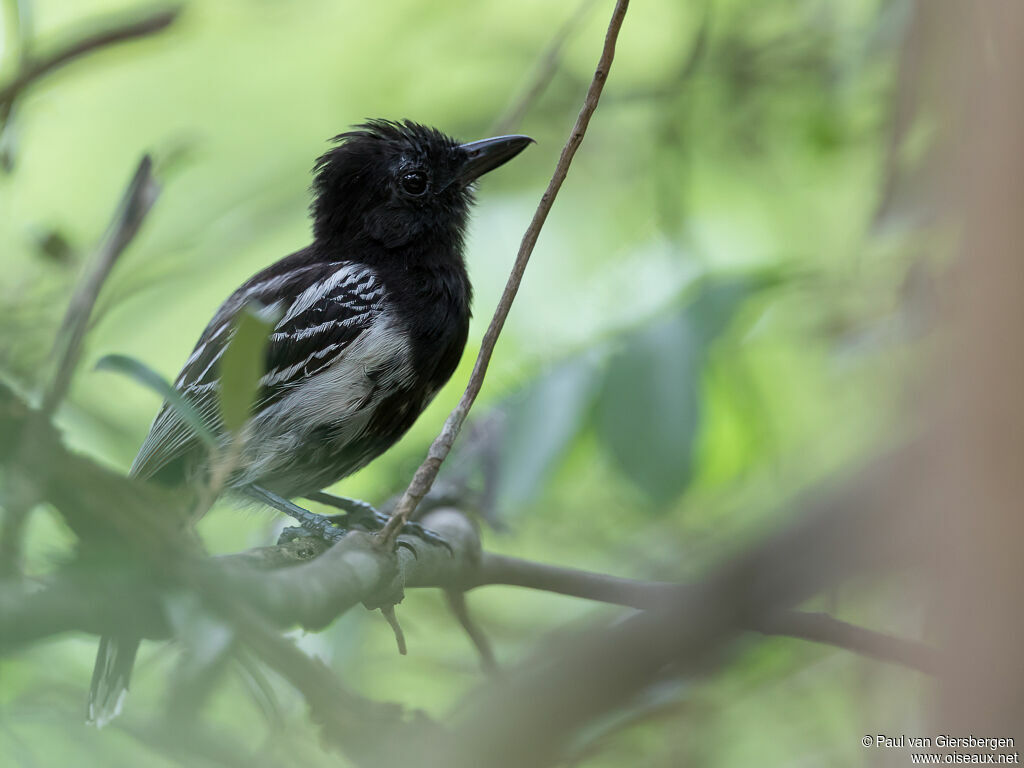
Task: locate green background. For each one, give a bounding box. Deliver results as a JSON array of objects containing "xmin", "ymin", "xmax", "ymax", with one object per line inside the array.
[{"xmin": 0, "ymin": 0, "xmax": 926, "ymax": 765}]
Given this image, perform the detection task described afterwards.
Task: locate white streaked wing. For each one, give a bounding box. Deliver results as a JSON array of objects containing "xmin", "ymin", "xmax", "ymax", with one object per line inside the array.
[
  {"xmin": 236, "ymin": 312, "xmax": 415, "ymax": 489},
  {"xmin": 129, "ymin": 389, "xmax": 222, "ymax": 479},
  {"xmin": 130, "ymin": 261, "xmax": 386, "ymax": 482}
]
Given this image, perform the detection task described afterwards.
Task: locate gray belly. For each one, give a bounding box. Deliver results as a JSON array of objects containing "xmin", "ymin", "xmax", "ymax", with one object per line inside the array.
[{"xmin": 231, "ymin": 316, "xmax": 419, "ymax": 497}]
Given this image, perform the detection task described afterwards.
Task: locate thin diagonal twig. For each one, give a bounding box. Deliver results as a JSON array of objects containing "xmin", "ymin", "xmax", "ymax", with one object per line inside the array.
[{"xmin": 380, "ymin": 0, "xmax": 632, "ymax": 544}]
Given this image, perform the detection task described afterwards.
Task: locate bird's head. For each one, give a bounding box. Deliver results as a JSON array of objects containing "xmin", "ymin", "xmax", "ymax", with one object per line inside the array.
[{"xmin": 310, "ymin": 119, "xmax": 532, "ymax": 252}]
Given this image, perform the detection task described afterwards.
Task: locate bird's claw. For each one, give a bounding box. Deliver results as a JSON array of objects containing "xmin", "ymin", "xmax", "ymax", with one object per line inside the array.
[{"xmin": 309, "ymin": 492, "xmax": 452, "ymax": 554}]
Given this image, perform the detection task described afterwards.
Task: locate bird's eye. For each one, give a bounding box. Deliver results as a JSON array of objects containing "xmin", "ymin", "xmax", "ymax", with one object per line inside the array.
[{"xmin": 400, "ymin": 171, "xmax": 428, "ymax": 196}]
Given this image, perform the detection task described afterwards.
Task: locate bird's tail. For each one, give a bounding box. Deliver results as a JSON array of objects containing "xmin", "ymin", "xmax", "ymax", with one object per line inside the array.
[{"xmin": 87, "ymin": 634, "xmax": 140, "ymax": 728}]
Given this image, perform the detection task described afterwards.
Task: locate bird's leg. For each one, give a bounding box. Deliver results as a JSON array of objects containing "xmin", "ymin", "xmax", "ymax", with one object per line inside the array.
[
  {"xmin": 246, "ymin": 485, "xmax": 346, "ymax": 543},
  {"xmin": 305, "ymin": 491, "xmax": 451, "ymax": 552},
  {"xmin": 305, "ymin": 491, "xmax": 387, "ymax": 527}
]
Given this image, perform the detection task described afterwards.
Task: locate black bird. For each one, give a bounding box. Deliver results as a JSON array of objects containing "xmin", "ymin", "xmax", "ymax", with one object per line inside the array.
[{"xmin": 87, "ymin": 119, "xmax": 532, "ymax": 726}]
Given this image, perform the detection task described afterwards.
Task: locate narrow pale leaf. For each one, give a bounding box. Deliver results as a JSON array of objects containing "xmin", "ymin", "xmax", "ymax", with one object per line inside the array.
[{"xmin": 95, "ymin": 353, "xmax": 218, "ymax": 448}]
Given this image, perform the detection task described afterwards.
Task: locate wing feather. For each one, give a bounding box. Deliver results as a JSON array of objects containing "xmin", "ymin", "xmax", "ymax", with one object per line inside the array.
[{"xmin": 130, "ymin": 258, "xmax": 384, "ymax": 481}]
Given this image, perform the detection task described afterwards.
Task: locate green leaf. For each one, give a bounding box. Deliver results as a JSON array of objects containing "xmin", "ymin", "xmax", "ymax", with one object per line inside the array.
[
  {"xmin": 597, "ymin": 310, "xmax": 702, "ymax": 503},
  {"xmin": 95, "ymin": 353, "xmax": 218, "ymax": 448},
  {"xmin": 595, "ymin": 277, "xmax": 755, "ymax": 503},
  {"xmin": 162, "ymin": 591, "xmax": 236, "ymax": 719},
  {"xmin": 496, "ymin": 350, "xmax": 605, "ymax": 516},
  {"xmin": 219, "ymin": 306, "xmax": 276, "ymax": 434}
]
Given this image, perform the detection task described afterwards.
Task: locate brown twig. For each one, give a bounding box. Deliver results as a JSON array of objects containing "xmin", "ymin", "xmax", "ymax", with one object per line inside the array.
[
  {"xmin": 445, "ymin": 590, "xmax": 498, "ymax": 675},
  {"xmin": 753, "ymin": 610, "xmax": 940, "ymax": 675},
  {"xmin": 471, "ymin": 553, "xmax": 939, "ymax": 674},
  {"xmin": 380, "ymin": 0, "xmax": 632, "ymax": 544},
  {"xmin": 380, "ymin": 604, "xmax": 408, "ymax": 656},
  {"xmin": 473, "ymin": 552, "xmax": 680, "ymax": 609},
  {"xmin": 489, "ymin": 0, "xmax": 599, "ymax": 136}
]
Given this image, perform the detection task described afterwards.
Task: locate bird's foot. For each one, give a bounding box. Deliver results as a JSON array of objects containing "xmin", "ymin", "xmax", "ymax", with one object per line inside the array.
[
  {"xmin": 276, "ymin": 524, "xmax": 341, "ymax": 546},
  {"xmin": 306, "ymin": 491, "xmax": 452, "ymax": 554}
]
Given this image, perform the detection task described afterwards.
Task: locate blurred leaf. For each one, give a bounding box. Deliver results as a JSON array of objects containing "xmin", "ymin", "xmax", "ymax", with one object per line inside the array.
[
  {"xmin": 687, "ymin": 273, "xmax": 763, "ymax": 341},
  {"xmin": 95, "ymin": 353, "xmax": 217, "ymax": 448},
  {"xmin": 32, "ymin": 227, "xmax": 76, "ymax": 264},
  {"xmin": 596, "ymin": 277, "xmax": 755, "ymax": 502},
  {"xmin": 597, "ymin": 309, "xmax": 702, "ymax": 503},
  {"xmin": 164, "ymin": 592, "xmax": 236, "ymax": 668},
  {"xmin": 219, "ymin": 305, "xmax": 276, "ymax": 435},
  {"xmin": 163, "ymin": 592, "xmax": 236, "ymax": 720},
  {"xmin": 233, "ymin": 652, "xmax": 285, "ymax": 733},
  {"xmin": 496, "ymin": 349, "xmax": 606, "ymax": 516},
  {"xmin": 567, "ymin": 678, "xmax": 693, "ymax": 762}
]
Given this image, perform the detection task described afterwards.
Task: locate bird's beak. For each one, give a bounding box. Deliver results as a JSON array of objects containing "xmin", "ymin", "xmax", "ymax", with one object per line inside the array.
[{"xmin": 457, "ymin": 134, "xmax": 534, "ymax": 186}]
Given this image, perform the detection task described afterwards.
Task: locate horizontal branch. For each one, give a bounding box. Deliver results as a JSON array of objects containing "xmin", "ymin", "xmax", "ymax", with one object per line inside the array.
[
  {"xmin": 753, "ymin": 610, "xmax": 940, "ymax": 675},
  {"xmin": 378, "ymin": 448, "xmax": 931, "ymax": 768},
  {"xmin": 0, "ymin": 499, "xmax": 935, "ymax": 681},
  {"xmin": 0, "ymin": 380, "xmax": 932, "ymax": 670},
  {"xmin": 212, "ymin": 509, "xmax": 481, "ymax": 632},
  {"xmin": 0, "ymin": 384, "xmax": 935, "ymax": 759}
]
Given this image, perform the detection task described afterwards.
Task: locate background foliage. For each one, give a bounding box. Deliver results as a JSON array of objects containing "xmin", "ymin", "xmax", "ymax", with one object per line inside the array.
[{"xmin": 1, "ymin": 0, "xmax": 927, "ymax": 765}]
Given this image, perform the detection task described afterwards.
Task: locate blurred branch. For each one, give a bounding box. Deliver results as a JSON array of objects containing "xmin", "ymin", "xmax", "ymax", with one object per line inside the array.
[
  {"xmin": 195, "ymin": 586, "xmax": 411, "ymax": 755},
  {"xmin": 0, "ymin": 500, "xmax": 937, "ymax": 676},
  {"xmin": 603, "ymin": 2, "xmax": 710, "ymax": 106},
  {"xmin": 0, "ymin": 380, "xmax": 409, "ymax": 753},
  {"xmin": 0, "ymin": 155, "xmax": 158, "ymax": 578},
  {"xmin": 117, "ymin": 717, "xmax": 284, "ymax": 768},
  {"xmin": 489, "ymin": 0, "xmax": 598, "ymax": 135},
  {"xmin": 381, "ymin": 0, "xmax": 632, "ymax": 544},
  {"xmin": 42, "ymin": 155, "xmax": 159, "ymax": 416},
  {"xmin": 0, "ymin": 0, "xmax": 31, "ymax": 169},
  {"xmin": 469, "ymin": 553, "xmax": 938, "ymax": 673},
  {"xmin": 0, "ymin": 383, "xmax": 938, "ymax": 760},
  {"xmin": 752, "ymin": 610, "xmax": 939, "ymax": 675},
  {"xmin": 445, "ymin": 589, "xmax": 498, "ymax": 675},
  {"xmin": 0, "ymin": 5, "xmax": 180, "ymax": 128},
  {"xmin": 472, "ymin": 551, "xmax": 680, "ymax": 608},
  {"xmin": 0, "ymin": 382, "xmax": 935, "ymax": 676},
  {"xmin": 377, "ymin": 450, "xmax": 931, "ymax": 768}
]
